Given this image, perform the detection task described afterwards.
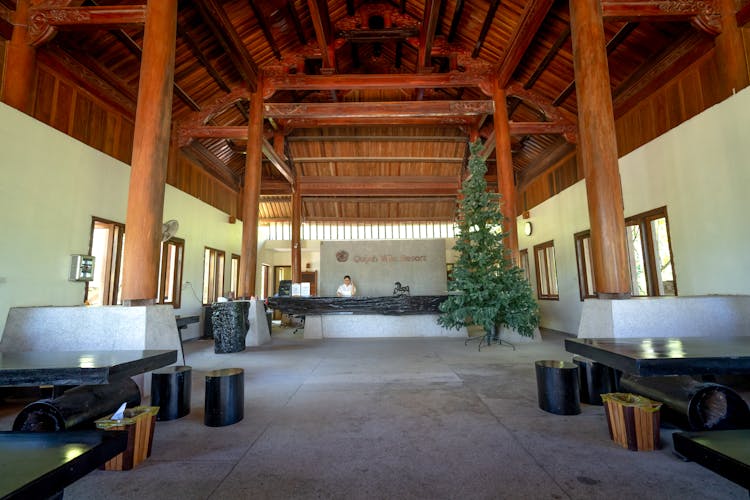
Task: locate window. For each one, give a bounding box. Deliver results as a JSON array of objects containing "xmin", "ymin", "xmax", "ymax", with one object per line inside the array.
[
  {"xmin": 534, "ymin": 240, "xmax": 559, "ymax": 300},
  {"xmin": 625, "ymin": 207, "xmax": 677, "ymax": 297},
  {"xmin": 202, "ymin": 247, "xmax": 225, "ymax": 304},
  {"xmin": 574, "ymin": 231, "xmax": 596, "ymax": 300},
  {"xmin": 230, "ymin": 254, "xmax": 240, "ymax": 297},
  {"xmin": 85, "ymin": 217, "xmax": 125, "ymax": 306},
  {"xmin": 157, "ymin": 237, "xmax": 184, "ymax": 308},
  {"xmin": 519, "ymin": 249, "xmax": 530, "ymax": 283}
]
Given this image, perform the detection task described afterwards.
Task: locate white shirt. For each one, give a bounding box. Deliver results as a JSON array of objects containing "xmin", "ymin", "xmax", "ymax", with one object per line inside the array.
[{"xmin": 337, "ymin": 283, "xmax": 355, "ymax": 297}]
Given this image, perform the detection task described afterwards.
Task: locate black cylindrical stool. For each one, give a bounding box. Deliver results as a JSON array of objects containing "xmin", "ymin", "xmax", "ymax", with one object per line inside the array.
[
  {"xmin": 151, "ymin": 365, "xmax": 192, "ymax": 421},
  {"xmin": 204, "ymin": 368, "xmax": 244, "ymax": 427},
  {"xmin": 535, "ymin": 360, "xmax": 581, "ymax": 415},
  {"xmin": 573, "ymin": 356, "xmax": 618, "ymax": 406}
]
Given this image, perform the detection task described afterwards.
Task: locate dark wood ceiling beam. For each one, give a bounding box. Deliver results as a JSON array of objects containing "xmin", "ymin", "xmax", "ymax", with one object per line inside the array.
[
  {"xmin": 495, "ymin": 0, "xmax": 555, "ymax": 87},
  {"xmin": 264, "ymin": 100, "xmax": 494, "ymax": 119},
  {"xmin": 737, "ymin": 2, "xmax": 750, "ymax": 26},
  {"xmin": 471, "ymin": 0, "xmax": 500, "ymax": 58},
  {"xmin": 613, "ymin": 30, "xmax": 714, "ymax": 116},
  {"xmin": 299, "ymin": 176, "xmax": 461, "ymax": 196},
  {"xmin": 181, "ymin": 142, "xmax": 241, "ymax": 190},
  {"xmin": 261, "ymin": 179, "xmax": 293, "ymax": 195},
  {"xmin": 195, "ymin": 0, "xmax": 259, "ymax": 91},
  {"xmin": 27, "ymin": 5, "xmax": 146, "ymax": 46},
  {"xmin": 307, "ymin": 0, "xmax": 335, "ymax": 71},
  {"xmin": 524, "ymin": 26, "xmax": 570, "ymax": 90},
  {"xmin": 108, "ymin": 28, "xmax": 200, "ymax": 112},
  {"xmin": 69, "ymin": 50, "xmax": 137, "ymax": 103},
  {"xmin": 293, "ymin": 156, "xmax": 464, "ymax": 163},
  {"xmin": 177, "ymin": 23, "xmax": 231, "ymax": 93},
  {"xmin": 308, "ymin": 196, "xmax": 457, "ymax": 203},
  {"xmin": 287, "ymin": 135, "xmax": 468, "ymax": 142},
  {"xmin": 601, "ymin": 0, "xmax": 720, "ymax": 35},
  {"xmin": 0, "ymin": 0, "xmax": 16, "ymax": 11},
  {"xmin": 447, "ymin": 0, "xmax": 465, "ymax": 42},
  {"xmin": 479, "ymin": 131, "xmax": 496, "ymax": 159},
  {"xmin": 247, "ymin": 0, "xmax": 282, "ymax": 60},
  {"xmin": 286, "ymin": 1, "xmax": 307, "ymax": 44},
  {"xmin": 418, "ymin": 0, "xmax": 440, "ymax": 71},
  {"xmin": 261, "ymin": 137, "xmax": 295, "ymax": 185},
  {"xmin": 340, "ymin": 27, "xmax": 420, "ymax": 42},
  {"xmin": 0, "ymin": 16, "xmax": 13, "ymax": 41},
  {"xmin": 279, "ymin": 116, "xmax": 478, "ymax": 127},
  {"xmin": 263, "ymin": 72, "xmax": 489, "ymax": 95},
  {"xmin": 553, "ymin": 22, "xmax": 638, "ymax": 106}
]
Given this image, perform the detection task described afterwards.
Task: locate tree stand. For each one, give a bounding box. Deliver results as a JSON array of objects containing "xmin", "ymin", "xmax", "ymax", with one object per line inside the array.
[{"xmin": 465, "ymin": 326, "xmax": 516, "ymax": 352}]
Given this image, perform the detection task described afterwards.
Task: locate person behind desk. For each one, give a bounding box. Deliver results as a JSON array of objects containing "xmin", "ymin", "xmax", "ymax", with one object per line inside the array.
[{"xmin": 336, "ymin": 275, "xmax": 356, "ymax": 297}]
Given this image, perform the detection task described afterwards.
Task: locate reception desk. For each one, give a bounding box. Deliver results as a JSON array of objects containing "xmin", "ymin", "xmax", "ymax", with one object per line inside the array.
[{"xmin": 266, "ymin": 296, "xmax": 465, "ymax": 339}]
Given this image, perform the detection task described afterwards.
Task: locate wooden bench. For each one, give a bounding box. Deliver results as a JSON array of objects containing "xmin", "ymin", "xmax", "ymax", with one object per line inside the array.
[
  {"xmin": 673, "ymin": 429, "xmax": 750, "ymax": 492},
  {"xmin": 0, "ymin": 430, "xmax": 127, "ymax": 499}
]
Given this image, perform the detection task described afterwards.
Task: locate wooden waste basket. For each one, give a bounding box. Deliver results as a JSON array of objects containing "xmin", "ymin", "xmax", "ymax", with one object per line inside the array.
[
  {"xmin": 601, "ymin": 393, "xmax": 662, "ymax": 451},
  {"xmin": 95, "ymin": 406, "xmax": 159, "ymax": 470}
]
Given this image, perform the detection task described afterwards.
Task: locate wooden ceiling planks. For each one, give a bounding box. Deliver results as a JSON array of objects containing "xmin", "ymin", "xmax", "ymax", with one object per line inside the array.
[{"xmin": 8, "ymin": 0, "xmax": 726, "ymax": 222}]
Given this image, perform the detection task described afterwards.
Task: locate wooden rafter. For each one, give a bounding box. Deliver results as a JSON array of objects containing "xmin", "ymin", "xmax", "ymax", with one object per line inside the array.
[
  {"xmin": 0, "ymin": 16, "xmax": 13, "ymax": 41},
  {"xmin": 418, "ymin": 0, "xmax": 440, "ymax": 71},
  {"xmin": 286, "ymin": 1, "xmax": 307, "ymax": 44},
  {"xmin": 553, "ymin": 22, "xmax": 638, "ymax": 106},
  {"xmin": 517, "ymin": 141, "xmax": 576, "ymax": 190},
  {"xmin": 0, "ymin": 0, "xmax": 16, "ymax": 11},
  {"xmin": 178, "ymin": 23, "xmax": 231, "ymax": 93},
  {"xmin": 261, "ymin": 137, "xmax": 295, "ymax": 185},
  {"xmin": 307, "ymin": 0, "xmax": 335, "ymax": 71},
  {"xmin": 195, "ymin": 0, "xmax": 259, "ymax": 91},
  {"xmin": 181, "ymin": 142, "xmax": 241, "ymax": 190},
  {"xmin": 263, "ymin": 100, "xmax": 494, "ymax": 119},
  {"xmin": 287, "ymin": 135, "xmax": 468, "ymax": 142},
  {"xmin": 447, "ymin": 0, "xmax": 465, "ymax": 42},
  {"xmin": 471, "ymin": 0, "xmax": 500, "ymax": 58},
  {"xmin": 247, "ymin": 0, "xmax": 282, "ymax": 60},
  {"xmin": 299, "ymin": 176, "xmax": 461, "ymax": 196},
  {"xmin": 293, "ymin": 156, "xmax": 463, "ymax": 163},
  {"xmin": 524, "ymin": 26, "xmax": 570, "ymax": 90},
  {"xmin": 495, "ymin": 0, "xmax": 555, "ymax": 87}
]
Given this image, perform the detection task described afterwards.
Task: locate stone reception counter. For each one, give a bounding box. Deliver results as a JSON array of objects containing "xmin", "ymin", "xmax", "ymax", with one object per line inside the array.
[
  {"xmin": 266, "ymin": 295, "xmax": 448, "ymax": 316},
  {"xmin": 266, "ymin": 296, "xmax": 464, "ymax": 339}
]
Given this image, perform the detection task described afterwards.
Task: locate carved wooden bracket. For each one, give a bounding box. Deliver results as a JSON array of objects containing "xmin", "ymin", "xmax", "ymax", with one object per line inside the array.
[
  {"xmin": 600, "ymin": 0, "xmax": 721, "ymax": 36},
  {"xmin": 27, "ymin": 5, "xmax": 146, "ymax": 47}
]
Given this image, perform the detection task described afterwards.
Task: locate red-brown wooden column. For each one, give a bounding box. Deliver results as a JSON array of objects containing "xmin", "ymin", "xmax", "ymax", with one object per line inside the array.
[
  {"xmin": 1, "ymin": 0, "xmax": 35, "ymax": 113},
  {"xmin": 121, "ymin": 0, "xmax": 177, "ymax": 304},
  {"xmin": 716, "ymin": 0, "xmax": 749, "ymax": 94},
  {"xmin": 492, "ymin": 81, "xmax": 519, "ymax": 265},
  {"xmin": 570, "ymin": 0, "xmax": 630, "ymax": 298},
  {"xmin": 238, "ymin": 86, "xmax": 263, "ymax": 298},
  {"xmin": 291, "ymin": 186, "xmax": 302, "ymax": 283}
]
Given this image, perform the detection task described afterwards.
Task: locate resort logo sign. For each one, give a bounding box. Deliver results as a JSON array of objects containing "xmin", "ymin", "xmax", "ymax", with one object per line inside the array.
[
  {"xmin": 352, "ymin": 254, "xmax": 428, "ymax": 264},
  {"xmin": 336, "ymin": 250, "xmax": 349, "ymax": 262}
]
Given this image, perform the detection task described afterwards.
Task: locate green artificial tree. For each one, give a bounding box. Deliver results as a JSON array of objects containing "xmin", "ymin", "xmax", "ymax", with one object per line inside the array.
[{"xmin": 438, "ymin": 140, "xmax": 539, "ymax": 344}]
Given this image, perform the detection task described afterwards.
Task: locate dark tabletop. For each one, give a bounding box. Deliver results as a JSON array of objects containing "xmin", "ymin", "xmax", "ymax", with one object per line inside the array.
[
  {"xmin": 564, "ymin": 337, "xmax": 750, "ymax": 376},
  {"xmin": 673, "ymin": 430, "xmax": 750, "ymax": 490},
  {"xmin": 0, "ymin": 430, "xmax": 128, "ymax": 499},
  {"xmin": 0, "ymin": 349, "xmax": 177, "ymax": 387}
]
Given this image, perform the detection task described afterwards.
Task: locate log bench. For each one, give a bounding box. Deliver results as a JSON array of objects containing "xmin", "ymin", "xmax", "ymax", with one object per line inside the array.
[{"xmin": 673, "ymin": 429, "xmax": 750, "ymax": 492}]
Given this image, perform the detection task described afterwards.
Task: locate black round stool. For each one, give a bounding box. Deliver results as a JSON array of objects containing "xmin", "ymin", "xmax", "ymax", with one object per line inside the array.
[
  {"xmin": 204, "ymin": 368, "xmax": 244, "ymax": 427},
  {"xmin": 535, "ymin": 360, "xmax": 581, "ymax": 415},
  {"xmin": 151, "ymin": 365, "xmax": 192, "ymax": 421},
  {"xmin": 572, "ymin": 355, "xmax": 618, "ymax": 406}
]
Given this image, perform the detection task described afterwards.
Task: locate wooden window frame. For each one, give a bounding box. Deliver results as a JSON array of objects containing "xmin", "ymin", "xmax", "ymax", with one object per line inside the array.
[
  {"xmin": 625, "ymin": 206, "xmax": 678, "ymax": 297},
  {"xmin": 574, "ymin": 231, "xmax": 597, "ymax": 301},
  {"xmin": 85, "ymin": 217, "xmax": 125, "ymax": 306},
  {"xmin": 534, "ymin": 240, "xmax": 559, "ymax": 300},
  {"xmin": 519, "ymin": 249, "xmax": 530, "ymax": 283},
  {"xmin": 158, "ymin": 237, "xmax": 184, "ymax": 308},
  {"xmin": 202, "ymin": 247, "xmax": 225, "ymax": 305}
]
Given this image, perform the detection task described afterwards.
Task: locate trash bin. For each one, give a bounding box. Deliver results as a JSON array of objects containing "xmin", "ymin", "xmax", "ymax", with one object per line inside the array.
[
  {"xmin": 601, "ymin": 392, "xmax": 662, "ymax": 451},
  {"xmin": 95, "ymin": 406, "xmax": 159, "ymax": 470},
  {"xmin": 535, "ymin": 360, "xmax": 581, "ymax": 415}
]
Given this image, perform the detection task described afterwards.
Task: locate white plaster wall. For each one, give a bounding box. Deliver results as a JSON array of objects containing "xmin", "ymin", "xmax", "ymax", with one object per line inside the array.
[
  {"xmin": 0, "ymin": 102, "xmax": 245, "ymax": 340},
  {"xmin": 518, "ymin": 86, "xmax": 750, "ymax": 334}
]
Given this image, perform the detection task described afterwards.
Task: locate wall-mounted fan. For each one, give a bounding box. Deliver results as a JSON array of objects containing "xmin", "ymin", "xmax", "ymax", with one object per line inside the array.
[{"xmin": 162, "ymin": 219, "xmax": 179, "ymax": 242}]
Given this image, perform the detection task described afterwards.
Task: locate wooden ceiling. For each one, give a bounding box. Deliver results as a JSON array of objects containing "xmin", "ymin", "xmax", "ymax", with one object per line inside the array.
[{"xmin": 6, "ymin": 0, "xmax": 724, "ymax": 223}]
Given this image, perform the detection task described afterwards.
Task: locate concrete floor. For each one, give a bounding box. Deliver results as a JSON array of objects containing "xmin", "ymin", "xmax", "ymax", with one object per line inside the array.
[{"xmin": 1, "ymin": 327, "xmax": 746, "ymax": 499}]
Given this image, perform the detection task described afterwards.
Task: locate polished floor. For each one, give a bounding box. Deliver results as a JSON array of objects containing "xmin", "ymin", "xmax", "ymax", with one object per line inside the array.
[{"xmin": 1, "ymin": 327, "xmax": 746, "ymax": 499}]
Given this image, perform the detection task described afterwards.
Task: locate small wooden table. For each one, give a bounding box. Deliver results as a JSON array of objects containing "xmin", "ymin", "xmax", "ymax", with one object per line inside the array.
[
  {"xmin": 0, "ymin": 350, "xmax": 178, "ymax": 387},
  {"xmin": 564, "ymin": 337, "xmax": 750, "ymax": 376},
  {"xmin": 0, "ymin": 430, "xmax": 128, "ymax": 499}
]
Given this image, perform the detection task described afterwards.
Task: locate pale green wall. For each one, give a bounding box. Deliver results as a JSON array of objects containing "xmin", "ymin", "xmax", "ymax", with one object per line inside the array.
[
  {"xmin": 519, "ymin": 86, "xmax": 750, "ymax": 334},
  {"xmin": 0, "ymin": 102, "xmax": 249, "ymax": 339}
]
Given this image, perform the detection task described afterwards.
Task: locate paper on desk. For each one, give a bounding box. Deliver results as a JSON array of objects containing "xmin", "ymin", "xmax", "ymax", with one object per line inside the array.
[{"xmin": 112, "ymin": 402, "xmax": 127, "ymax": 420}]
